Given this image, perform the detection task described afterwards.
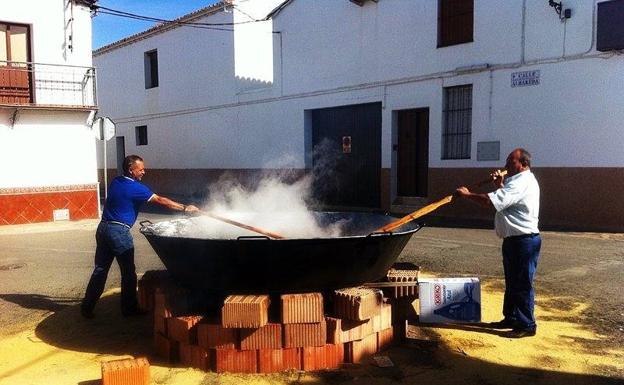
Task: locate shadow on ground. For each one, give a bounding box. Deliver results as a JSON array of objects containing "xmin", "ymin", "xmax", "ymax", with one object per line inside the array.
[
  {"xmin": 0, "ymin": 293, "xmax": 79, "ymax": 312},
  {"xmin": 29, "ymin": 293, "xmax": 623, "ymax": 385},
  {"xmin": 34, "ymin": 293, "xmax": 162, "ymax": 363}
]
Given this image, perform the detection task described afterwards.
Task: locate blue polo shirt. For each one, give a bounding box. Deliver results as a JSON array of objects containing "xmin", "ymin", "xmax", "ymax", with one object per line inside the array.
[{"xmin": 102, "ymin": 176, "xmax": 155, "ymax": 227}]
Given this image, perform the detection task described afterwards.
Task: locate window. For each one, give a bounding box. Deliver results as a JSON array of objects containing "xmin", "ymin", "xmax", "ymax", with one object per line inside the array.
[
  {"xmin": 135, "ymin": 125, "xmax": 148, "ymax": 146},
  {"xmin": 442, "ymin": 85, "xmax": 472, "ymax": 159},
  {"xmin": 0, "ymin": 22, "xmax": 31, "ymax": 104},
  {"xmin": 438, "ymin": 0, "xmax": 474, "ymax": 47},
  {"xmin": 144, "ymin": 50, "xmax": 158, "ymax": 88},
  {"xmin": 0, "ymin": 22, "xmax": 29, "ymax": 64}
]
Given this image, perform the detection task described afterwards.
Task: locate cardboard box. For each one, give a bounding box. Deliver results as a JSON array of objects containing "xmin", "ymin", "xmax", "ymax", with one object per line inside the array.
[{"xmin": 418, "ymin": 278, "xmax": 481, "ymax": 323}]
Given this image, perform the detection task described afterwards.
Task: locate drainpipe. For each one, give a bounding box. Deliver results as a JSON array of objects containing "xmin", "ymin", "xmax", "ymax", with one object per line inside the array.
[
  {"xmin": 277, "ymin": 31, "xmax": 284, "ymax": 97},
  {"xmin": 521, "ymin": 0, "xmax": 526, "ymax": 64}
]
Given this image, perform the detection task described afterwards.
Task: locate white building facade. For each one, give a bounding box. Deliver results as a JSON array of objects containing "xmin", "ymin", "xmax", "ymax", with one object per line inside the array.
[
  {"xmin": 0, "ymin": 0, "xmax": 99, "ymax": 225},
  {"xmin": 94, "ymin": 0, "xmax": 624, "ymax": 232}
]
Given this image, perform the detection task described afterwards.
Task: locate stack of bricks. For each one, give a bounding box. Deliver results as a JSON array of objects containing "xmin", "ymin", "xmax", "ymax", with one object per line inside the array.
[
  {"xmin": 140, "ymin": 271, "xmax": 400, "ymax": 374},
  {"xmin": 101, "ymin": 357, "xmax": 150, "ymax": 385},
  {"xmin": 281, "ymin": 292, "xmax": 342, "ymax": 371},
  {"xmin": 381, "ymin": 263, "xmax": 420, "ymax": 338},
  {"xmin": 330, "ymin": 287, "xmax": 394, "ymax": 363}
]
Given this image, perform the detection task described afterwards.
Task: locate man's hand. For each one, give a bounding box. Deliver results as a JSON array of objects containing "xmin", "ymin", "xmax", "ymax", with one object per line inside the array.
[
  {"xmin": 454, "ymin": 186, "xmax": 493, "ymax": 208},
  {"xmin": 184, "ymin": 205, "xmax": 200, "ymax": 215},
  {"xmin": 491, "ymin": 169, "xmax": 505, "ymax": 189},
  {"xmin": 455, "ymin": 186, "xmax": 470, "ymax": 198}
]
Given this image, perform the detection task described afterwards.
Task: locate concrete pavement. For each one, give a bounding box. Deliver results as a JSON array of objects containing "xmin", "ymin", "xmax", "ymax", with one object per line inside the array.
[{"xmin": 0, "ymin": 212, "xmax": 622, "ymax": 384}]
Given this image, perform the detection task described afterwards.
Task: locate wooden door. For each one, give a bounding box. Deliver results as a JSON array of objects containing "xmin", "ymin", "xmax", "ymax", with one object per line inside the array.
[
  {"xmin": 312, "ymin": 102, "xmax": 382, "ymax": 208},
  {"xmin": 397, "ymin": 108, "xmax": 429, "ymax": 197}
]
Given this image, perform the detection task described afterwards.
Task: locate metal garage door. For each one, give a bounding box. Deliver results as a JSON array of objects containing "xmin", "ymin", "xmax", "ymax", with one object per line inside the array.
[{"xmin": 311, "ymin": 102, "xmax": 381, "ymax": 208}]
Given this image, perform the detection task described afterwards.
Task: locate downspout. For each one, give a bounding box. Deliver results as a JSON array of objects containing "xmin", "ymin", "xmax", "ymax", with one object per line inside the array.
[
  {"xmin": 277, "ymin": 31, "xmax": 284, "ymax": 97},
  {"xmin": 521, "ymin": 0, "xmax": 526, "ymax": 64}
]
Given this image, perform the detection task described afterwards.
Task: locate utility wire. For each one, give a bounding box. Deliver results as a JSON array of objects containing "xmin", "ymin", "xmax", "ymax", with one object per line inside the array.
[
  {"xmin": 96, "ymin": 9, "xmax": 235, "ymax": 32},
  {"xmin": 93, "ymin": 4, "xmax": 268, "ymax": 31}
]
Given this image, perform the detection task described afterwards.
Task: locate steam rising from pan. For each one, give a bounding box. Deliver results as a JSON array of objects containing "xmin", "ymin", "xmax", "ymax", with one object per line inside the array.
[{"xmin": 150, "ymin": 174, "xmax": 349, "ymax": 239}]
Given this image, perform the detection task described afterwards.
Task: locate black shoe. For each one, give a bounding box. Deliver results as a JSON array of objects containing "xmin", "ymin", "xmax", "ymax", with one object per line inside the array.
[
  {"xmin": 122, "ymin": 308, "xmax": 149, "ymax": 317},
  {"xmin": 80, "ymin": 307, "xmax": 95, "ymax": 319},
  {"xmin": 488, "ymin": 319, "xmax": 515, "ymax": 329},
  {"xmin": 507, "ymin": 328, "xmax": 537, "ymax": 338}
]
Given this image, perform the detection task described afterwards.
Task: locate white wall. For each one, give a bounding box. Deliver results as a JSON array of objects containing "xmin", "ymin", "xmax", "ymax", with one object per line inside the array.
[
  {"xmin": 0, "ymin": 110, "xmax": 97, "ymax": 188},
  {"xmin": 1, "ymin": 0, "xmax": 97, "ymax": 189},
  {"xmin": 94, "ymin": 0, "xmax": 624, "ymax": 173},
  {"xmin": 233, "ymin": 0, "xmax": 283, "ymax": 91}
]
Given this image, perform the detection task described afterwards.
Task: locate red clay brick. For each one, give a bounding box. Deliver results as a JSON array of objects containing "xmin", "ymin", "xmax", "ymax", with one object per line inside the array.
[
  {"xmin": 257, "ymin": 348, "xmax": 302, "ymax": 373},
  {"xmin": 179, "ymin": 343, "xmax": 210, "ymax": 371},
  {"xmin": 327, "ymin": 343, "xmax": 345, "ymax": 369},
  {"xmin": 179, "ymin": 343, "xmax": 193, "ymax": 367},
  {"xmin": 154, "ymin": 291, "xmax": 172, "ymax": 318},
  {"xmin": 377, "ymin": 327, "xmax": 395, "ymax": 351},
  {"xmin": 302, "ymin": 344, "xmax": 344, "ymax": 371},
  {"xmin": 302, "ymin": 346, "xmax": 325, "ymax": 371},
  {"xmin": 138, "ymin": 272, "xmax": 166, "ymax": 311},
  {"xmin": 344, "ymin": 333, "xmax": 378, "ymax": 363},
  {"xmin": 197, "ymin": 323, "xmax": 238, "ymax": 350},
  {"xmin": 334, "ymin": 287, "xmax": 383, "ymax": 321},
  {"xmin": 137, "ymin": 283, "xmax": 150, "ymax": 312},
  {"xmin": 139, "ymin": 273, "xmax": 167, "ymax": 311},
  {"xmin": 154, "ymin": 314, "xmax": 167, "ymax": 335},
  {"xmin": 281, "ymin": 292, "xmax": 324, "ymax": 324},
  {"xmin": 154, "ymin": 332, "xmax": 179, "ymax": 363},
  {"xmin": 282, "ymin": 347, "xmax": 302, "ymax": 371},
  {"xmin": 284, "ymin": 320, "xmax": 326, "ymax": 348},
  {"xmin": 153, "ymin": 285, "xmax": 193, "ymax": 317},
  {"xmin": 385, "ymin": 263, "xmax": 420, "ymax": 298},
  {"xmin": 257, "ymin": 349, "xmax": 282, "ymax": 373},
  {"xmin": 371, "ymin": 302, "xmax": 392, "ymax": 333},
  {"xmin": 326, "ymin": 316, "xmax": 374, "ymax": 344},
  {"xmin": 167, "ymin": 316, "xmax": 202, "ymax": 344},
  {"xmin": 214, "ymin": 349, "xmax": 257, "ymax": 373},
  {"xmin": 222, "ymin": 295, "xmax": 270, "ymax": 328},
  {"xmin": 101, "ymin": 357, "xmax": 150, "ymax": 385},
  {"xmin": 240, "ymin": 323, "xmax": 282, "ymax": 350}
]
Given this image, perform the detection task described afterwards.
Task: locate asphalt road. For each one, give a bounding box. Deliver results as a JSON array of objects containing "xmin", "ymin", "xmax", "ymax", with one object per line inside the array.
[{"xmin": 0, "ymin": 213, "xmax": 622, "ymax": 348}]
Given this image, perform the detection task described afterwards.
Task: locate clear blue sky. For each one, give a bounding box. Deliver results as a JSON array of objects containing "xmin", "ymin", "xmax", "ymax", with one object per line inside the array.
[{"xmin": 92, "ymin": 0, "xmax": 219, "ymax": 49}]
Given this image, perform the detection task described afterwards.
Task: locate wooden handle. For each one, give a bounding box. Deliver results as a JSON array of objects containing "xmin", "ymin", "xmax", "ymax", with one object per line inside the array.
[
  {"xmin": 376, "ymin": 195, "xmax": 454, "ymax": 233},
  {"xmin": 198, "ymin": 210, "xmax": 285, "ymax": 240},
  {"xmin": 376, "ymin": 169, "xmax": 507, "ymax": 233}
]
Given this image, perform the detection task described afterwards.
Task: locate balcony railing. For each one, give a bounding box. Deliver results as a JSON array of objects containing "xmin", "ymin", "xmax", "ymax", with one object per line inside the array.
[{"xmin": 0, "ymin": 60, "xmax": 97, "ymax": 108}]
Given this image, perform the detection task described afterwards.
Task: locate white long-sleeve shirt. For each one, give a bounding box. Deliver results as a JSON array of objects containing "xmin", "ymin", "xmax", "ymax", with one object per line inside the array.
[{"xmin": 488, "ymin": 170, "xmax": 540, "ymax": 239}]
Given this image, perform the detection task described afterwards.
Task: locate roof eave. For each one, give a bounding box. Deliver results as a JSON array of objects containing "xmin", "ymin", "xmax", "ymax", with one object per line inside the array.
[{"xmin": 93, "ymin": 2, "xmax": 226, "ymax": 56}]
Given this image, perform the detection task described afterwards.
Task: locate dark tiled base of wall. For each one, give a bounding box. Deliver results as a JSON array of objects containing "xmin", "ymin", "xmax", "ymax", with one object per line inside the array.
[{"xmin": 0, "ymin": 189, "xmax": 98, "ymax": 225}]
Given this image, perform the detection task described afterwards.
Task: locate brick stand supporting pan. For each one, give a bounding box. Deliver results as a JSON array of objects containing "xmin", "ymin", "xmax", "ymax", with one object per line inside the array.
[{"xmin": 139, "ymin": 212, "xmax": 422, "ymax": 293}]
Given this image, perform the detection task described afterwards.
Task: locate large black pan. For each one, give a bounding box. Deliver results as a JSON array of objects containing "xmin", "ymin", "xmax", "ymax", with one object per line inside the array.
[{"xmin": 139, "ymin": 212, "xmax": 421, "ymax": 293}]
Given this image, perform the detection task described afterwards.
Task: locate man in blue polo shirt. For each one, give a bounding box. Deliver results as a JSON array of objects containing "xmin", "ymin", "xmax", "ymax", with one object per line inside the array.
[
  {"xmin": 455, "ymin": 148, "xmax": 541, "ymax": 338},
  {"xmin": 81, "ymin": 155, "xmax": 199, "ymax": 318}
]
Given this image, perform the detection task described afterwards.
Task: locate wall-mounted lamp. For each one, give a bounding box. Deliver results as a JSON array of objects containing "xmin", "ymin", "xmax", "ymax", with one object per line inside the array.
[{"xmin": 549, "ymin": 0, "xmax": 572, "ymax": 20}]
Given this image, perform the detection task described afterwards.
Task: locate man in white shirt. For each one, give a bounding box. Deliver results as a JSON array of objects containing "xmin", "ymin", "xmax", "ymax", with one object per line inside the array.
[{"xmin": 455, "ymin": 148, "xmax": 541, "ymax": 338}]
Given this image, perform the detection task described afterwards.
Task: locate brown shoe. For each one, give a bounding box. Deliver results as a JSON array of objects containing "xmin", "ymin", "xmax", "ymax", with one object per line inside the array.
[
  {"xmin": 507, "ymin": 328, "xmax": 537, "ymax": 338},
  {"xmin": 488, "ymin": 319, "xmax": 515, "ymax": 329},
  {"xmin": 80, "ymin": 307, "xmax": 95, "ymax": 319}
]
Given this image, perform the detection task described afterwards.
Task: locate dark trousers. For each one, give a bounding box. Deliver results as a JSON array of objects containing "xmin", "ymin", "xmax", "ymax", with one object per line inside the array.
[
  {"xmin": 81, "ymin": 222, "xmax": 139, "ymax": 315},
  {"xmin": 502, "ymin": 233, "xmax": 541, "ymax": 330}
]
